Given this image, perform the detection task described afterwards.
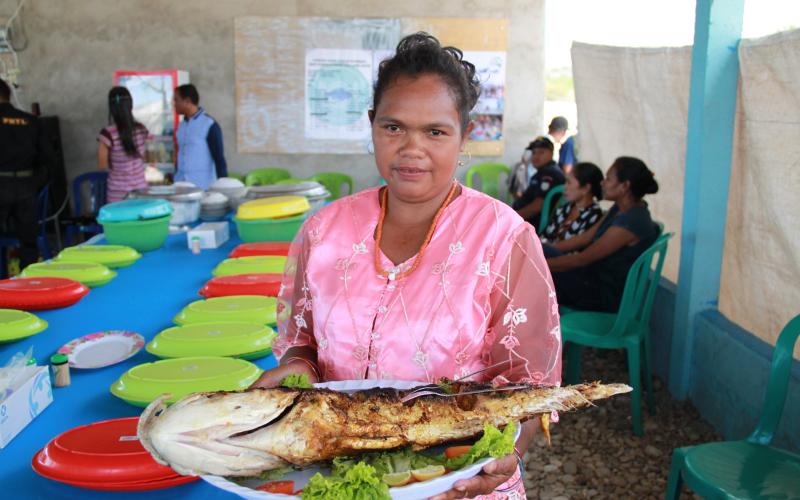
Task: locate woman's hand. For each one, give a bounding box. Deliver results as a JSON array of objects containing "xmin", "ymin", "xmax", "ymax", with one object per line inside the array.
[
  {"xmin": 429, "ymin": 453, "xmax": 519, "ymax": 499},
  {"xmin": 248, "ymin": 360, "xmax": 319, "ymax": 389}
]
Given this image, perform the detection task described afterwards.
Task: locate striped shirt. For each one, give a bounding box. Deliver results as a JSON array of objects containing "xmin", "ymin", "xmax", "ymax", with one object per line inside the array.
[{"xmin": 97, "ymin": 124, "xmax": 150, "ymax": 202}]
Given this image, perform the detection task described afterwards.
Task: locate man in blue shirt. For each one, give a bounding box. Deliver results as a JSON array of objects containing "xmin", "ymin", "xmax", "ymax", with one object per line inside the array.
[
  {"xmin": 547, "ymin": 116, "xmax": 577, "ymax": 174},
  {"xmin": 173, "ymin": 84, "xmax": 227, "ymax": 189}
]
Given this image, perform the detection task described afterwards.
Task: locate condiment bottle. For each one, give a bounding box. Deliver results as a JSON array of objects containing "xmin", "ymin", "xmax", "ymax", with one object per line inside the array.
[{"xmin": 50, "ymin": 353, "xmax": 71, "ymax": 388}]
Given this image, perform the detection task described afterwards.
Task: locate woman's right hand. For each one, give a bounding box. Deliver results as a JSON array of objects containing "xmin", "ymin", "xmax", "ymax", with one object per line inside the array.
[{"xmin": 248, "ymin": 360, "xmax": 319, "ymax": 389}]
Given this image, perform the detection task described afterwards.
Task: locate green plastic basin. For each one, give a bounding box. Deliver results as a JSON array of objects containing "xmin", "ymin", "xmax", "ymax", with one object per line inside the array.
[
  {"xmin": 173, "ymin": 296, "xmax": 277, "ymax": 326},
  {"xmin": 109, "ymin": 356, "xmax": 262, "ymax": 407},
  {"xmin": 20, "ymin": 261, "xmax": 117, "ymax": 288},
  {"xmin": 56, "ymin": 245, "xmax": 142, "ymax": 268},
  {"xmin": 0, "ymin": 309, "xmax": 48, "ymax": 343},
  {"xmin": 234, "ymin": 214, "xmax": 305, "ymax": 243},
  {"xmin": 146, "ymin": 322, "xmax": 277, "ymax": 359},
  {"xmin": 212, "ymin": 256, "xmax": 287, "ymax": 277},
  {"xmin": 101, "ymin": 214, "xmax": 171, "ymax": 252}
]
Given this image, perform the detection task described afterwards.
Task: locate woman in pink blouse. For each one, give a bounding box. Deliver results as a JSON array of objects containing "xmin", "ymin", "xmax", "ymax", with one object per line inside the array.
[{"xmin": 252, "ymin": 33, "xmax": 561, "ymax": 499}]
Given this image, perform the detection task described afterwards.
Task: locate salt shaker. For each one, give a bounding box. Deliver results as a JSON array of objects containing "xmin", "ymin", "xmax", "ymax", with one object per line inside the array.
[{"xmin": 50, "ymin": 353, "xmax": 71, "ymax": 388}]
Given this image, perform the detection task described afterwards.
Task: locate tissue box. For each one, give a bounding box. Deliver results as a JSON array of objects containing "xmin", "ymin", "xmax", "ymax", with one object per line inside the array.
[
  {"xmin": 0, "ymin": 365, "xmax": 53, "ymax": 448},
  {"xmin": 187, "ymin": 221, "xmax": 230, "ymax": 249}
]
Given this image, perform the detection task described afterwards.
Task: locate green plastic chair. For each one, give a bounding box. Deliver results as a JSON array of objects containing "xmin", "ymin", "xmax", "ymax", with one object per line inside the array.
[
  {"xmin": 309, "ymin": 172, "xmax": 354, "ymax": 200},
  {"xmin": 465, "ymin": 163, "xmax": 511, "ymax": 203},
  {"xmin": 665, "ymin": 313, "xmax": 800, "ymax": 499},
  {"xmin": 274, "ymin": 178, "xmax": 307, "ymax": 185},
  {"xmin": 538, "ymin": 184, "xmax": 566, "ymax": 235},
  {"xmin": 244, "ymin": 168, "xmax": 292, "ymax": 186},
  {"xmin": 561, "ymin": 232, "xmax": 674, "ymax": 436}
]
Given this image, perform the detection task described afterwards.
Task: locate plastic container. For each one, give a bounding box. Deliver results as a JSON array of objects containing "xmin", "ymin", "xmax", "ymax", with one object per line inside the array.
[
  {"xmin": 245, "ymin": 181, "xmax": 329, "ymax": 200},
  {"xmin": 234, "ymin": 213, "xmax": 306, "ymax": 243},
  {"xmin": 56, "ymin": 245, "xmax": 141, "ymax": 268},
  {"xmin": 173, "ymin": 296, "xmax": 277, "ymax": 326},
  {"xmin": 0, "ymin": 309, "xmax": 48, "ymax": 343},
  {"xmin": 129, "ymin": 185, "xmax": 203, "ymax": 226},
  {"xmin": 146, "ymin": 322, "xmax": 277, "ymax": 360},
  {"xmin": 229, "ymin": 242, "xmax": 291, "ymax": 258},
  {"xmin": 212, "ymin": 256, "xmax": 286, "ymax": 277},
  {"xmin": 50, "ymin": 353, "xmax": 71, "ymax": 387},
  {"xmin": 236, "ymin": 196, "xmax": 310, "ymax": 220},
  {"xmin": 98, "ymin": 199, "xmax": 173, "ymax": 223},
  {"xmin": 199, "ymin": 273, "xmax": 283, "ymax": 298},
  {"xmin": 0, "ymin": 277, "xmax": 89, "ymax": 310},
  {"xmin": 21, "ymin": 261, "xmax": 117, "ymax": 288},
  {"xmin": 109, "ymin": 357, "xmax": 262, "ymax": 407},
  {"xmin": 101, "ymin": 214, "xmax": 171, "ymax": 252},
  {"xmin": 200, "ymin": 191, "xmax": 230, "ymax": 221}
]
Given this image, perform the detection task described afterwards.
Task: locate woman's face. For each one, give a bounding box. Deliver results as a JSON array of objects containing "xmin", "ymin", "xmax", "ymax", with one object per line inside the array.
[
  {"xmin": 564, "ymin": 171, "xmax": 590, "ymax": 203},
  {"xmin": 370, "ymin": 74, "xmax": 470, "ymax": 204},
  {"xmin": 601, "ymin": 165, "xmax": 627, "ymax": 201}
]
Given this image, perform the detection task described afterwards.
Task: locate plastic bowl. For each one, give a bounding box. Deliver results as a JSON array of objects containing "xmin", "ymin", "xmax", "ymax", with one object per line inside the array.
[
  {"xmin": 234, "ymin": 214, "xmax": 306, "ymax": 242},
  {"xmin": 101, "ymin": 215, "xmax": 171, "ymax": 252}
]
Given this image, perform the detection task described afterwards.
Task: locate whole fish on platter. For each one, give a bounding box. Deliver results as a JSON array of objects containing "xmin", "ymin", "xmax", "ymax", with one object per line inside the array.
[{"xmin": 138, "ymin": 381, "xmax": 630, "ymax": 477}]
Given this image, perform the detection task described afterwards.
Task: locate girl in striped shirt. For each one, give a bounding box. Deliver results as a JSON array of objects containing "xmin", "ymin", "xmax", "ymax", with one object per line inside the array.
[{"xmin": 97, "ymin": 87, "xmax": 150, "ymax": 202}]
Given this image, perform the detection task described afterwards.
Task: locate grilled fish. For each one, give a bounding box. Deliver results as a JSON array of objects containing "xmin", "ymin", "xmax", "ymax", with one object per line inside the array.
[{"xmin": 138, "ymin": 382, "xmax": 630, "ymax": 477}]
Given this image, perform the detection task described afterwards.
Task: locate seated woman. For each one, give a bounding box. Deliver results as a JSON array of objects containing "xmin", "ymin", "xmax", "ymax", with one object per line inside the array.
[
  {"xmin": 250, "ymin": 33, "xmax": 561, "ymax": 499},
  {"xmin": 541, "ymin": 161, "xmax": 604, "ymax": 244},
  {"xmin": 544, "ymin": 156, "xmax": 659, "ymax": 312}
]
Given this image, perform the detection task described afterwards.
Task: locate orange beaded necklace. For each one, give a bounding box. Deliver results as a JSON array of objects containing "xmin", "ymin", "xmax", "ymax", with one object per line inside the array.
[{"xmin": 374, "ymin": 180, "xmax": 459, "ymax": 281}]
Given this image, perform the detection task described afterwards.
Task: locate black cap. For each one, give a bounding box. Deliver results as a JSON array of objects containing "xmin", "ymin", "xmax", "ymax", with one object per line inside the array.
[
  {"xmin": 527, "ymin": 136, "xmax": 554, "ymax": 152},
  {"xmin": 548, "ymin": 116, "xmax": 568, "ymax": 132}
]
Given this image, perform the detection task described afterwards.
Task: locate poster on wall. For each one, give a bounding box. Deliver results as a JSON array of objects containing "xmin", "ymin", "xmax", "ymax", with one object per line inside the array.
[
  {"xmin": 304, "ymin": 49, "xmax": 373, "ymax": 140},
  {"xmin": 464, "ymin": 51, "xmax": 506, "ymax": 142}
]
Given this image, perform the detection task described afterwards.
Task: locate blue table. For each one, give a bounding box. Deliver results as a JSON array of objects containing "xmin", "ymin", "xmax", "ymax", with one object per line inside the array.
[{"xmin": 0, "ymin": 230, "xmax": 277, "ymax": 499}]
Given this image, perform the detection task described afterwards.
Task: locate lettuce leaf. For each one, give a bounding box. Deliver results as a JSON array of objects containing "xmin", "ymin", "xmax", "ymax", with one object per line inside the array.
[
  {"xmin": 302, "ymin": 462, "xmax": 390, "ymax": 500},
  {"xmin": 332, "ymin": 447, "xmax": 442, "ymax": 477},
  {"xmin": 280, "ymin": 373, "xmax": 313, "ymax": 389},
  {"xmin": 444, "ymin": 422, "xmax": 517, "ymax": 470}
]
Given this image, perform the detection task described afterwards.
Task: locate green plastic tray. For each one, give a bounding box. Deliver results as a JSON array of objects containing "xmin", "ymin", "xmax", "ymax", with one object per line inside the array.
[
  {"xmin": 20, "ymin": 261, "xmax": 117, "ymax": 288},
  {"xmin": 109, "ymin": 356, "xmax": 262, "ymax": 407},
  {"xmin": 56, "ymin": 245, "xmax": 142, "ymax": 268},
  {"xmin": 211, "ymin": 256, "xmax": 287, "ymax": 277},
  {"xmin": 146, "ymin": 322, "xmax": 277, "ymax": 359},
  {"xmin": 173, "ymin": 296, "xmax": 277, "ymax": 326},
  {"xmin": 0, "ymin": 309, "xmax": 48, "ymax": 343}
]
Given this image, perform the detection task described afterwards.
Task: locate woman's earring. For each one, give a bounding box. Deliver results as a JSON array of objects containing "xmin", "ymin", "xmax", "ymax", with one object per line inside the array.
[
  {"xmin": 366, "ymin": 140, "xmax": 375, "ymax": 155},
  {"xmin": 457, "ymin": 150, "xmax": 472, "ymax": 167}
]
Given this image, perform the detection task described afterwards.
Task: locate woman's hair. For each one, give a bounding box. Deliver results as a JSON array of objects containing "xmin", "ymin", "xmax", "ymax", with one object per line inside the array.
[
  {"xmin": 613, "ymin": 156, "xmax": 659, "ymax": 199},
  {"xmin": 373, "ymin": 32, "xmax": 481, "ymax": 132},
  {"xmin": 107, "ymin": 87, "xmax": 141, "ymax": 157},
  {"xmin": 572, "ymin": 162, "xmax": 604, "ymax": 199}
]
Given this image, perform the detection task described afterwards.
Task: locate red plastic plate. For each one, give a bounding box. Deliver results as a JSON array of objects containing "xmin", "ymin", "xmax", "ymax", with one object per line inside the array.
[
  {"xmin": 0, "ymin": 277, "xmax": 89, "ymax": 310},
  {"xmin": 229, "ymin": 242, "xmax": 291, "ymax": 258},
  {"xmin": 30, "ymin": 458, "xmax": 197, "ymax": 491},
  {"xmin": 199, "ymin": 273, "xmax": 282, "ymax": 298},
  {"xmin": 31, "ymin": 417, "xmax": 180, "ymax": 484}
]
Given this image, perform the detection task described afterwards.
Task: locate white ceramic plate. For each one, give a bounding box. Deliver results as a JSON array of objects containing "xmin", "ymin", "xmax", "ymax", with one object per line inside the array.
[
  {"xmin": 201, "ymin": 379, "xmax": 521, "ymax": 499},
  {"xmin": 57, "ymin": 330, "xmax": 145, "ymax": 369}
]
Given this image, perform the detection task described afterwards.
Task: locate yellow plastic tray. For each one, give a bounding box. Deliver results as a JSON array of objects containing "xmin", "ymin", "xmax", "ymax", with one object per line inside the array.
[{"xmin": 236, "ymin": 196, "xmax": 310, "ymax": 220}]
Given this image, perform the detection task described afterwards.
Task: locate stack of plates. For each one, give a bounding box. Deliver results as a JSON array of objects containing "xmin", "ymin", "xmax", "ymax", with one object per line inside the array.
[
  {"xmin": 199, "ymin": 273, "xmax": 283, "ymax": 298},
  {"xmin": 229, "ymin": 242, "xmax": 292, "ymax": 258},
  {"xmin": 110, "ymin": 357, "xmax": 262, "ymax": 406},
  {"xmin": 56, "ymin": 245, "xmax": 141, "ymax": 268},
  {"xmin": 32, "ymin": 417, "xmax": 197, "ymax": 491},
  {"xmin": 20, "ymin": 261, "xmax": 116, "ymax": 288},
  {"xmin": 0, "ymin": 309, "xmax": 48, "ymax": 343},
  {"xmin": 246, "ymin": 181, "xmax": 330, "ymax": 213},
  {"xmin": 209, "ymin": 177, "xmax": 248, "ymax": 208},
  {"xmin": 0, "ymin": 277, "xmax": 89, "ymax": 310},
  {"xmin": 200, "ymin": 191, "xmax": 230, "ymax": 221},
  {"xmin": 173, "ymin": 296, "xmax": 277, "ymax": 326},
  {"xmin": 147, "ymin": 322, "xmax": 277, "ymax": 360},
  {"xmin": 212, "ymin": 256, "xmax": 286, "ymax": 277}
]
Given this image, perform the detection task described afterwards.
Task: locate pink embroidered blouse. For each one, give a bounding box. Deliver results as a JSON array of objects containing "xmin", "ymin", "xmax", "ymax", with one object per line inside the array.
[{"xmin": 273, "ymin": 185, "xmax": 561, "ymax": 387}]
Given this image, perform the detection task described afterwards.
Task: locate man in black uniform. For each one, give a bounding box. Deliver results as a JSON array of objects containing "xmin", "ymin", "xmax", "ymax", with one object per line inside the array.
[
  {"xmin": 0, "ymin": 78, "xmax": 52, "ymax": 270},
  {"xmin": 512, "ymin": 136, "xmax": 565, "ymax": 231}
]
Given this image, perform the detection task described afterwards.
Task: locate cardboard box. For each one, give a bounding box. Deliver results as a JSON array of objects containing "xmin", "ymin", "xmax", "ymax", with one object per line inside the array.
[
  {"xmin": 0, "ymin": 365, "xmax": 53, "ymax": 448},
  {"xmin": 187, "ymin": 221, "xmax": 230, "ymax": 250}
]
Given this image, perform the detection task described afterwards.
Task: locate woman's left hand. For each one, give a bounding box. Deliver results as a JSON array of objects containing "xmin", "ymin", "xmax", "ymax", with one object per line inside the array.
[{"xmin": 429, "ymin": 453, "xmax": 519, "ymax": 499}]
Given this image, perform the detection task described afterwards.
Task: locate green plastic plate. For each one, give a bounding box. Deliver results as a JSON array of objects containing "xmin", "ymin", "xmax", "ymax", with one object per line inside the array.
[
  {"xmin": 56, "ymin": 245, "xmax": 142, "ymax": 268},
  {"xmin": 0, "ymin": 309, "xmax": 48, "ymax": 343},
  {"xmin": 109, "ymin": 357, "xmax": 262, "ymax": 407},
  {"xmin": 173, "ymin": 296, "xmax": 277, "ymax": 326},
  {"xmin": 211, "ymin": 256, "xmax": 286, "ymax": 277},
  {"xmin": 20, "ymin": 261, "xmax": 117, "ymax": 288},
  {"xmin": 146, "ymin": 322, "xmax": 277, "ymax": 359}
]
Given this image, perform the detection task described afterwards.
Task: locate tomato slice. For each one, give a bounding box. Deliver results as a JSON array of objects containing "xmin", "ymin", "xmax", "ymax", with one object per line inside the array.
[
  {"xmin": 255, "ymin": 480, "xmax": 295, "ymax": 494},
  {"xmin": 444, "ymin": 445, "xmax": 473, "ymax": 459}
]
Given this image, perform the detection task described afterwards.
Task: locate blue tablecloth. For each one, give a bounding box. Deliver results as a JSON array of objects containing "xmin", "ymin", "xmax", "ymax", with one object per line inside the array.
[{"xmin": 0, "ymin": 230, "xmax": 277, "ymax": 498}]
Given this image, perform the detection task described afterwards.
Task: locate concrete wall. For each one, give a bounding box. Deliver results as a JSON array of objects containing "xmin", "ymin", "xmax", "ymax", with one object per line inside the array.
[{"xmin": 7, "ymin": 0, "xmax": 545, "ymax": 189}]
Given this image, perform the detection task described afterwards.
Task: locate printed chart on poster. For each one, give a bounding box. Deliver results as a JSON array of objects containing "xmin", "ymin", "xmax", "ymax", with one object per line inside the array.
[{"xmin": 465, "ymin": 51, "xmax": 506, "ymax": 143}]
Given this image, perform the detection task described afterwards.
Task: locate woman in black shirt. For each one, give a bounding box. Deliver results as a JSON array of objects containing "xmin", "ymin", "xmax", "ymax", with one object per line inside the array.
[
  {"xmin": 544, "ymin": 156, "xmax": 659, "ymax": 312},
  {"xmin": 541, "ymin": 162, "xmax": 604, "ymax": 244}
]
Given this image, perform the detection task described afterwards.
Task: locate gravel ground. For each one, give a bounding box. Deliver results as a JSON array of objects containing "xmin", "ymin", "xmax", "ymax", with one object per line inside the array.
[{"xmin": 520, "ymin": 348, "xmax": 721, "ymax": 499}]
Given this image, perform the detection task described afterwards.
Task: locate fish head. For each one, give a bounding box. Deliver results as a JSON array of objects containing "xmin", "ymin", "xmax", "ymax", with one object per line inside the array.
[{"xmin": 137, "ymin": 388, "xmax": 300, "ymax": 477}]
